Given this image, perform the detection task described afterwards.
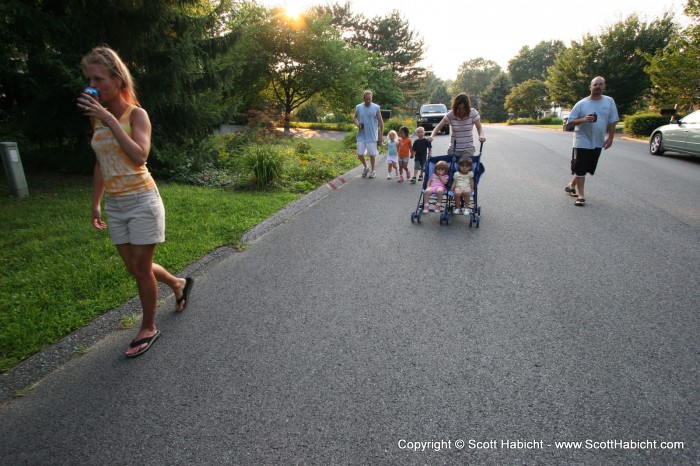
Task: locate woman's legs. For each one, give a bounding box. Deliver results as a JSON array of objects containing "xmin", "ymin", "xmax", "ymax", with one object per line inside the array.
[{"xmin": 116, "ymin": 243, "xmax": 187, "ymax": 356}]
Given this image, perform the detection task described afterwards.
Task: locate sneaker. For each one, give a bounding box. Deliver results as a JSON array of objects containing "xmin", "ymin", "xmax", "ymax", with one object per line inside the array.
[
  {"xmin": 435, "ymin": 205, "xmax": 441, "ymax": 213},
  {"xmin": 417, "ymin": 174, "xmax": 423, "ymax": 181},
  {"xmin": 454, "ymin": 208, "xmax": 461, "ymax": 215},
  {"xmin": 464, "ymin": 208, "xmax": 471, "ymax": 215},
  {"xmin": 386, "ymin": 173, "xmax": 391, "ymax": 179},
  {"xmin": 362, "ymin": 167, "xmax": 369, "ymax": 177},
  {"xmin": 410, "ymin": 177, "xmax": 416, "ymax": 184},
  {"xmin": 406, "ymin": 170, "xmax": 411, "ymax": 179},
  {"xmin": 369, "ymin": 170, "xmax": 376, "ymax": 178},
  {"xmin": 399, "ymin": 176, "xmax": 404, "ymax": 183},
  {"xmin": 422, "ymin": 206, "xmax": 429, "ymax": 213}
]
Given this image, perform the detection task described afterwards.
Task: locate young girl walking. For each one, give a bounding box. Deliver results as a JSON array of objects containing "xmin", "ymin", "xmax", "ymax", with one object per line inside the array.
[
  {"xmin": 384, "ymin": 130, "xmax": 400, "ymax": 179},
  {"xmin": 397, "ymin": 126, "xmax": 412, "ymax": 182}
]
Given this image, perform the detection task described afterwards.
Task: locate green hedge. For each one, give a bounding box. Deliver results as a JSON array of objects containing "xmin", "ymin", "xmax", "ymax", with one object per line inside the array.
[
  {"xmin": 624, "ymin": 113, "xmax": 670, "ymax": 137},
  {"xmin": 384, "ymin": 116, "xmax": 415, "ymax": 135}
]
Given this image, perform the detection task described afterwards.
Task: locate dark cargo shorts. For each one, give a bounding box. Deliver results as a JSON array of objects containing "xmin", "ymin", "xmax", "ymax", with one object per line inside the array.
[{"xmin": 571, "ymin": 148, "xmax": 602, "ymax": 176}]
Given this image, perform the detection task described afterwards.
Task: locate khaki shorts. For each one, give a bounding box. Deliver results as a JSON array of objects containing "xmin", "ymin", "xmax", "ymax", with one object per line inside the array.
[{"xmin": 104, "ymin": 188, "xmax": 165, "ymax": 245}]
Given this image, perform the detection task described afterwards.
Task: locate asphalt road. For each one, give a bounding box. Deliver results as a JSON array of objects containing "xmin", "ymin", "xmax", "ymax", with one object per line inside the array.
[{"xmin": 0, "ymin": 126, "xmax": 698, "ymax": 464}]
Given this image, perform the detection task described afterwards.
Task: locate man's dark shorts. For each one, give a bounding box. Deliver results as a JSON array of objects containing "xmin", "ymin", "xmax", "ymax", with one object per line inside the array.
[{"xmin": 571, "ymin": 148, "xmax": 602, "ymax": 176}]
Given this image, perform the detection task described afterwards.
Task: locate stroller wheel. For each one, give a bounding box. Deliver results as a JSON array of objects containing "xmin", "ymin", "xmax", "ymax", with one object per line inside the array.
[
  {"xmin": 411, "ymin": 212, "xmax": 416, "ymax": 223},
  {"xmin": 469, "ymin": 218, "xmax": 473, "ymax": 228}
]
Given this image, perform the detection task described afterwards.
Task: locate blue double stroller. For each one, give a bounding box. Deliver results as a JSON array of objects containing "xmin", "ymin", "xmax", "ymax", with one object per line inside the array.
[{"xmin": 410, "ymin": 142, "xmax": 485, "ymax": 227}]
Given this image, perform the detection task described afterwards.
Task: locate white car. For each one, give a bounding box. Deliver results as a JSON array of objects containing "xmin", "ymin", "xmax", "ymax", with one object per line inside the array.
[{"xmin": 649, "ymin": 110, "xmax": 700, "ymax": 158}]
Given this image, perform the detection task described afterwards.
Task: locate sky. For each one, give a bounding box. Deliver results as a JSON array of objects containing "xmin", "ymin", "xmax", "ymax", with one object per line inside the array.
[{"xmin": 259, "ymin": 0, "xmax": 691, "ymax": 80}]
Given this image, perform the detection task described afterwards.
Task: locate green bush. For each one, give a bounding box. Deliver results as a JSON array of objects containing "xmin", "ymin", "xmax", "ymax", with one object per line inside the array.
[
  {"xmin": 508, "ymin": 118, "xmax": 538, "ymax": 125},
  {"xmin": 624, "ymin": 113, "xmax": 671, "ymax": 137},
  {"xmin": 539, "ymin": 116, "xmax": 564, "ymax": 125},
  {"xmin": 293, "ymin": 121, "xmax": 355, "ymax": 131},
  {"xmin": 243, "ymin": 145, "xmax": 285, "ymax": 190},
  {"xmin": 294, "ymin": 141, "xmax": 312, "ymax": 155},
  {"xmin": 150, "ymin": 131, "xmax": 257, "ymax": 186},
  {"xmin": 384, "ymin": 116, "xmax": 415, "ymax": 135},
  {"xmin": 343, "ymin": 129, "xmax": 358, "ymax": 151},
  {"xmin": 296, "ymin": 102, "xmax": 323, "ymax": 122}
]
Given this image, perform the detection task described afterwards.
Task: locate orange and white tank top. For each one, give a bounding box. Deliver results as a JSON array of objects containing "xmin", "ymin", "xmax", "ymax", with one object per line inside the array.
[{"xmin": 91, "ymin": 105, "xmax": 156, "ymax": 196}]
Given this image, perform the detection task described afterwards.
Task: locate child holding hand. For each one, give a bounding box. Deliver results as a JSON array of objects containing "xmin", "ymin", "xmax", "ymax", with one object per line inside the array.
[
  {"xmin": 397, "ymin": 126, "xmax": 412, "ymax": 182},
  {"xmin": 411, "ymin": 127, "xmax": 431, "ymax": 183},
  {"xmin": 384, "ymin": 130, "xmax": 400, "ymax": 179},
  {"xmin": 423, "ymin": 160, "xmax": 449, "ymax": 213}
]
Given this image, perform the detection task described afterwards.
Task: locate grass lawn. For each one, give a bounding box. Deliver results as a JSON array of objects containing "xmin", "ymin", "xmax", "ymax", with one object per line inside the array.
[{"xmin": 0, "ymin": 136, "xmax": 354, "ymax": 372}]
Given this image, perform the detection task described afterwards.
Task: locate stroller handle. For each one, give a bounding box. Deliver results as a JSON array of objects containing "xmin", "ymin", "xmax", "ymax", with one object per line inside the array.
[{"xmin": 448, "ymin": 140, "xmax": 484, "ymax": 156}]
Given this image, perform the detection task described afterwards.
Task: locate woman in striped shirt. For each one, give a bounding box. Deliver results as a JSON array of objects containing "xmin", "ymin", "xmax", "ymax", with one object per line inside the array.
[{"xmin": 429, "ymin": 93, "xmax": 486, "ymax": 157}]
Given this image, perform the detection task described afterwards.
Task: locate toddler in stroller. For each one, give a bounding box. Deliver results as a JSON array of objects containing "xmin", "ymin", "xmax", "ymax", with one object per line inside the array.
[
  {"xmin": 411, "ymin": 142, "xmax": 484, "ymax": 227},
  {"xmin": 422, "ymin": 160, "xmax": 449, "ymax": 213}
]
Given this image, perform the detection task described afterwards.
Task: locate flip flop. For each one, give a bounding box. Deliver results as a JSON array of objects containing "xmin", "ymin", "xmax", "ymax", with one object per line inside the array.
[
  {"xmin": 126, "ymin": 330, "xmax": 161, "ymax": 358},
  {"xmin": 574, "ymin": 198, "xmax": 585, "ymax": 206},
  {"xmin": 176, "ymin": 277, "xmax": 194, "ymax": 312}
]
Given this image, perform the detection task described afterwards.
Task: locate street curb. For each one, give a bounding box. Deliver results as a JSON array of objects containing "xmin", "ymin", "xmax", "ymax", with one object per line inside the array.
[
  {"xmin": 0, "ymin": 162, "xmax": 363, "ymax": 403},
  {"xmin": 241, "ymin": 167, "xmax": 358, "ymax": 244}
]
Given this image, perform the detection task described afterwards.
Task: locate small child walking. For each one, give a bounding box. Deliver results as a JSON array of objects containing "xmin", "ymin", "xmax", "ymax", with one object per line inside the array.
[
  {"xmin": 411, "ymin": 127, "xmax": 431, "ymax": 183},
  {"xmin": 397, "ymin": 126, "xmax": 412, "ymax": 183},
  {"xmin": 423, "ymin": 160, "xmax": 449, "ymax": 213},
  {"xmin": 384, "ymin": 130, "xmax": 400, "ymax": 179},
  {"xmin": 451, "ymin": 157, "xmax": 474, "ymax": 214}
]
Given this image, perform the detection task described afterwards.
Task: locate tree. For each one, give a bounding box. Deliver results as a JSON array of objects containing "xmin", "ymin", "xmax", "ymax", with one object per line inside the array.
[
  {"xmin": 505, "ymin": 79, "xmax": 549, "ymax": 119},
  {"xmin": 450, "ymin": 58, "xmax": 501, "ymax": 108},
  {"xmin": 0, "ymin": 0, "xmax": 240, "ymax": 170},
  {"xmin": 546, "ymin": 13, "xmax": 676, "ymax": 115},
  {"xmin": 508, "ymin": 40, "xmax": 566, "ymax": 86},
  {"xmin": 480, "ymin": 73, "xmax": 513, "ymax": 122},
  {"xmin": 416, "ymin": 72, "xmax": 450, "ymax": 106},
  {"xmin": 314, "ymin": 3, "xmax": 427, "ymax": 100},
  {"xmin": 644, "ymin": 0, "xmax": 700, "ymax": 111},
  {"xmin": 251, "ymin": 10, "xmax": 367, "ymax": 132},
  {"xmin": 355, "ymin": 50, "xmax": 405, "ymax": 110},
  {"xmin": 359, "ymin": 11, "xmax": 426, "ymax": 97}
]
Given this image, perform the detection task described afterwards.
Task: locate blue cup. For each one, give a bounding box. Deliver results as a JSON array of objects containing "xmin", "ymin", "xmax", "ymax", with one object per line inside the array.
[{"xmin": 83, "ymin": 87, "xmax": 99, "ymax": 98}]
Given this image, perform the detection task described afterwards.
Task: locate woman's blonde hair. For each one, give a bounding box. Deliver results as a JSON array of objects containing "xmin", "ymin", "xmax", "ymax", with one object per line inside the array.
[{"xmin": 81, "ymin": 46, "xmax": 140, "ymax": 106}]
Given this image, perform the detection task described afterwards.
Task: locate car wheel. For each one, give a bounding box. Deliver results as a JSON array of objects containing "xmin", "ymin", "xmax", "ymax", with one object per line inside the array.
[{"xmin": 650, "ymin": 132, "xmax": 664, "ymax": 155}]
